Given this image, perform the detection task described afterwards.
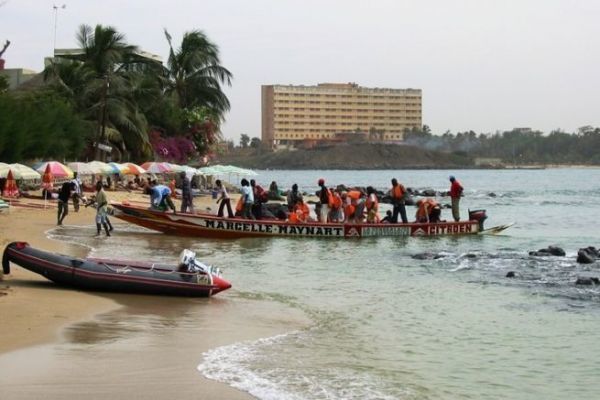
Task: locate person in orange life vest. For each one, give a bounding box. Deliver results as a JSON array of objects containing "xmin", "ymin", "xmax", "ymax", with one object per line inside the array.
[
  {"xmin": 415, "ymin": 198, "xmax": 441, "ymax": 223},
  {"xmin": 295, "ymin": 199, "xmax": 311, "ymax": 222},
  {"xmin": 344, "ymin": 189, "xmax": 365, "ymax": 223},
  {"xmin": 389, "ymin": 178, "xmax": 408, "ymax": 223},
  {"xmin": 328, "ymin": 188, "xmax": 343, "ymax": 222},
  {"xmin": 317, "ymin": 178, "xmax": 332, "ymax": 223},
  {"xmin": 449, "ymin": 175, "xmax": 464, "ymax": 222},
  {"xmin": 365, "ymin": 186, "xmax": 380, "ymax": 223}
]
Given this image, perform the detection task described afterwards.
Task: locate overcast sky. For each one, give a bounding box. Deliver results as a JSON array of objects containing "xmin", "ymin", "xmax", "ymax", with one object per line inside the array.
[{"xmin": 3, "ymin": 0, "xmax": 599, "ymax": 143}]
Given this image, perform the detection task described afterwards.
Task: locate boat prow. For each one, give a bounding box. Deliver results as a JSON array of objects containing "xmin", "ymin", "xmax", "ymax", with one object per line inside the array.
[{"xmin": 480, "ymin": 222, "xmax": 515, "ymax": 235}]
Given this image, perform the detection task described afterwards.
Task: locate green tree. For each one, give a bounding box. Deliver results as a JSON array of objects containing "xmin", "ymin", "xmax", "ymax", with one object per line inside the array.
[
  {"xmin": 45, "ymin": 24, "xmax": 156, "ymax": 161},
  {"xmin": 250, "ymin": 137, "xmax": 261, "ymax": 148},
  {"xmin": 240, "ymin": 134, "xmax": 250, "ymax": 148},
  {"xmin": 163, "ymin": 29, "xmax": 232, "ymax": 116}
]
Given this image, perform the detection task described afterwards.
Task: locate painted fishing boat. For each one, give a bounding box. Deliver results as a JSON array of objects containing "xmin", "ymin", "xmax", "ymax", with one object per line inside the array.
[
  {"xmin": 2, "ymin": 242, "xmax": 231, "ymax": 297},
  {"xmin": 112, "ymin": 202, "xmax": 510, "ymax": 239}
]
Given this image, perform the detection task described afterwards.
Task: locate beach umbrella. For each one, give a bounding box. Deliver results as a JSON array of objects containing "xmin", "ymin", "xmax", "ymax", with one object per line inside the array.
[
  {"xmin": 35, "ymin": 161, "xmax": 73, "ymax": 178},
  {"xmin": 0, "ymin": 164, "xmax": 41, "ymax": 180},
  {"xmin": 121, "ymin": 162, "xmax": 146, "ymax": 175},
  {"xmin": 141, "ymin": 161, "xmax": 171, "ymax": 174},
  {"xmin": 107, "ymin": 162, "xmax": 128, "ymax": 175},
  {"xmin": 67, "ymin": 162, "xmax": 96, "ymax": 176},
  {"xmin": 3, "ymin": 170, "xmax": 19, "ymax": 198},
  {"xmin": 41, "ymin": 163, "xmax": 54, "ymax": 190},
  {"xmin": 86, "ymin": 161, "xmax": 114, "ymax": 175}
]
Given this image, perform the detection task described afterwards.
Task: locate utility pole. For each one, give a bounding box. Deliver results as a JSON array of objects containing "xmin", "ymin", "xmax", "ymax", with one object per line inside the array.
[{"xmin": 52, "ymin": 4, "xmax": 66, "ymax": 53}]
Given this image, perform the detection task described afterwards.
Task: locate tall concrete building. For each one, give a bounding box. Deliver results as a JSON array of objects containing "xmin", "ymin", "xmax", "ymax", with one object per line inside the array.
[{"xmin": 262, "ymin": 82, "xmax": 422, "ymax": 149}]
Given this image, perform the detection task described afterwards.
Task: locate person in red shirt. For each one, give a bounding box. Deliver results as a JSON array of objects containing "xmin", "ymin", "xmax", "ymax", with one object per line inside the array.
[{"xmin": 449, "ymin": 175, "xmax": 464, "ymax": 222}]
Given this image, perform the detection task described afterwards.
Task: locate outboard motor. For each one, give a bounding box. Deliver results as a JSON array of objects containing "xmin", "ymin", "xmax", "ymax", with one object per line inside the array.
[
  {"xmin": 178, "ymin": 249, "xmax": 221, "ymax": 277},
  {"xmin": 469, "ymin": 209, "xmax": 487, "ymax": 231}
]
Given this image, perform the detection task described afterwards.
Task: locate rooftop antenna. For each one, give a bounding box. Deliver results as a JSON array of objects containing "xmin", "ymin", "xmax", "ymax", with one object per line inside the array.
[{"xmin": 53, "ymin": 4, "xmax": 66, "ymax": 54}]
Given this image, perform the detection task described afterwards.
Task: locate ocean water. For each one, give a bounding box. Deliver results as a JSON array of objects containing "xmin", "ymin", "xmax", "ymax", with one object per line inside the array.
[{"xmin": 58, "ymin": 169, "xmax": 600, "ymax": 399}]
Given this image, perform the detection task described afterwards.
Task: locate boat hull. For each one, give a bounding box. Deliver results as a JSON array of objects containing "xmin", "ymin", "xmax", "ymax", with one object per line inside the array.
[
  {"xmin": 2, "ymin": 242, "xmax": 231, "ymax": 297},
  {"xmin": 112, "ymin": 203, "xmax": 481, "ymax": 239}
]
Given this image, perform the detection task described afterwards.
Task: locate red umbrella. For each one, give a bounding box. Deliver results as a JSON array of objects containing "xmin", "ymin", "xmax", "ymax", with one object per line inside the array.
[
  {"xmin": 42, "ymin": 163, "xmax": 54, "ymax": 190},
  {"xmin": 4, "ymin": 169, "xmax": 19, "ymax": 198}
]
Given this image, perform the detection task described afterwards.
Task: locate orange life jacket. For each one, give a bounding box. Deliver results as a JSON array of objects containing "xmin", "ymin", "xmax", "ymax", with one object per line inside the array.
[
  {"xmin": 347, "ymin": 190, "xmax": 361, "ymax": 202},
  {"xmin": 235, "ymin": 197, "xmax": 243, "ymax": 212},
  {"xmin": 416, "ymin": 198, "xmax": 439, "ymax": 221},
  {"xmin": 288, "ymin": 210, "xmax": 299, "ymax": 223},
  {"xmin": 392, "ymin": 184, "xmax": 405, "ymax": 200},
  {"xmin": 295, "ymin": 202, "xmax": 310, "ymax": 222},
  {"xmin": 330, "ymin": 192, "xmax": 342, "ymax": 209},
  {"xmin": 344, "ymin": 203, "xmax": 355, "ymax": 220}
]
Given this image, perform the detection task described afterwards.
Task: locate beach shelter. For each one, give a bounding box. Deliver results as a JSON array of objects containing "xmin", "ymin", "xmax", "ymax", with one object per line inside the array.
[
  {"xmin": 3, "ymin": 170, "xmax": 19, "ymax": 198},
  {"xmin": 35, "ymin": 161, "xmax": 73, "ymax": 179},
  {"xmin": 121, "ymin": 162, "xmax": 146, "ymax": 175}
]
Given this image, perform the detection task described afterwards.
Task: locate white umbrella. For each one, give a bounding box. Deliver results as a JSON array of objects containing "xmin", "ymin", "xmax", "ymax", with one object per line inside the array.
[
  {"xmin": 68, "ymin": 162, "xmax": 96, "ymax": 176},
  {"xmin": 1, "ymin": 163, "xmax": 41, "ymax": 180},
  {"xmin": 86, "ymin": 161, "xmax": 114, "ymax": 175}
]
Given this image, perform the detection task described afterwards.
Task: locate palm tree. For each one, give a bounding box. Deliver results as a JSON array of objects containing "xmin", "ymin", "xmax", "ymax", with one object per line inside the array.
[
  {"xmin": 45, "ymin": 24, "xmax": 157, "ymax": 161},
  {"xmin": 163, "ymin": 29, "xmax": 233, "ymax": 119}
]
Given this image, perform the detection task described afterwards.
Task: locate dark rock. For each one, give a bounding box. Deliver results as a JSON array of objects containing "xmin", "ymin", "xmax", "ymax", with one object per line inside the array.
[
  {"xmin": 488, "ymin": 192, "xmax": 497, "ymax": 197},
  {"xmin": 412, "ymin": 252, "xmax": 438, "ymax": 260},
  {"xmin": 575, "ymin": 277, "xmax": 600, "ymax": 285},
  {"xmin": 577, "ymin": 248, "xmax": 596, "ymax": 264},
  {"xmin": 506, "ymin": 271, "xmax": 516, "ymax": 278},
  {"xmin": 421, "ymin": 189, "xmax": 436, "ymax": 197},
  {"xmin": 529, "ymin": 246, "xmax": 565, "ymax": 257}
]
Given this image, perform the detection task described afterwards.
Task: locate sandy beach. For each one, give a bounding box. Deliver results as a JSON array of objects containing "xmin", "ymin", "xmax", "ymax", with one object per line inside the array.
[{"xmin": 0, "ymin": 190, "xmax": 308, "ymax": 399}]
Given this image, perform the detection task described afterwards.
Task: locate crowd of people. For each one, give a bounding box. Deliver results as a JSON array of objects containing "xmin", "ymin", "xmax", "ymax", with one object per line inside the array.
[{"xmin": 203, "ymin": 175, "xmax": 465, "ymax": 224}]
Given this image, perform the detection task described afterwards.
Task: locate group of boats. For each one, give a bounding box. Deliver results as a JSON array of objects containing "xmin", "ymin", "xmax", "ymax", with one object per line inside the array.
[{"xmin": 2, "ymin": 198, "xmax": 512, "ymax": 298}]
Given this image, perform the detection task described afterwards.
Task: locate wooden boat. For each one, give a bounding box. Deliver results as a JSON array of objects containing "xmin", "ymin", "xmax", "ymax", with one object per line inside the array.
[
  {"xmin": 112, "ymin": 202, "xmax": 508, "ymax": 239},
  {"xmin": 2, "ymin": 242, "xmax": 231, "ymax": 297}
]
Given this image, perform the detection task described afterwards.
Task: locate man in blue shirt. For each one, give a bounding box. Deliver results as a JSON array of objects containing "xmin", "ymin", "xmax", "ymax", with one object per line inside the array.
[{"xmin": 149, "ymin": 181, "xmax": 176, "ymax": 213}]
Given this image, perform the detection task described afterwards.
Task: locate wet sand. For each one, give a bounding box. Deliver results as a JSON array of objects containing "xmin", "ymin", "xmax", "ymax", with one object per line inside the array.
[{"xmin": 0, "ymin": 192, "xmax": 308, "ymax": 399}]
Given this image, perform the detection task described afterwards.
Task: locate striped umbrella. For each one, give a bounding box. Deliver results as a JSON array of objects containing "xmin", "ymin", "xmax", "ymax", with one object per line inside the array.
[
  {"xmin": 1, "ymin": 164, "xmax": 41, "ymax": 180},
  {"xmin": 107, "ymin": 162, "xmax": 128, "ymax": 175},
  {"xmin": 35, "ymin": 161, "xmax": 73, "ymax": 179},
  {"xmin": 121, "ymin": 162, "xmax": 146, "ymax": 175},
  {"xmin": 141, "ymin": 162, "xmax": 171, "ymax": 174},
  {"xmin": 3, "ymin": 169, "xmax": 19, "ymax": 198}
]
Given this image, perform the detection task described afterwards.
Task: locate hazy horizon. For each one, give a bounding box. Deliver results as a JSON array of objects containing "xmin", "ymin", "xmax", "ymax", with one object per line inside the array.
[{"xmin": 3, "ymin": 0, "xmax": 599, "ymax": 143}]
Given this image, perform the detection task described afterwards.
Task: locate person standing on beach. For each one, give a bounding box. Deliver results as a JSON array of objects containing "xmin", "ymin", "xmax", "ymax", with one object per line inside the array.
[
  {"xmin": 390, "ymin": 178, "xmax": 408, "ymax": 223},
  {"xmin": 57, "ymin": 181, "xmax": 75, "ymax": 225},
  {"xmin": 71, "ymin": 172, "xmax": 82, "ymax": 212},
  {"xmin": 449, "ymin": 175, "xmax": 464, "ymax": 222},
  {"xmin": 179, "ymin": 171, "xmax": 194, "ymax": 213},
  {"xmin": 94, "ymin": 181, "xmax": 111, "ymax": 237},
  {"xmin": 215, "ymin": 179, "xmax": 233, "ymax": 218}
]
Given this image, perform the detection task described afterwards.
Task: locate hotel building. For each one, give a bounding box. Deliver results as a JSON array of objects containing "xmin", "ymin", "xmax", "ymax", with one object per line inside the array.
[{"xmin": 261, "ymin": 83, "xmax": 422, "ymax": 149}]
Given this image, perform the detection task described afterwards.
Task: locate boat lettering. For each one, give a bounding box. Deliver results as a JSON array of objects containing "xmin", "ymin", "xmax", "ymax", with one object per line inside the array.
[
  {"xmin": 426, "ymin": 223, "xmax": 473, "ymax": 235},
  {"xmin": 362, "ymin": 226, "xmax": 411, "ymax": 237},
  {"xmin": 277, "ymin": 224, "xmax": 343, "ymax": 236}
]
